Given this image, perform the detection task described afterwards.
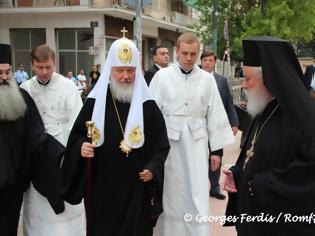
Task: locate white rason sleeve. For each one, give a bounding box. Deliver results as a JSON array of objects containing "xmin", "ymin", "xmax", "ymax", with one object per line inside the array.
[
  {"xmin": 206, "ymin": 78, "xmax": 235, "ymax": 151},
  {"xmin": 148, "ymin": 72, "xmax": 163, "ymax": 110}
]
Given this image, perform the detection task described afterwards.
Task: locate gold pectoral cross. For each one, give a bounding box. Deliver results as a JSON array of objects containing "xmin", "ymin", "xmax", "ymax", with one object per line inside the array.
[{"xmin": 243, "ymin": 145, "xmax": 254, "ymax": 170}]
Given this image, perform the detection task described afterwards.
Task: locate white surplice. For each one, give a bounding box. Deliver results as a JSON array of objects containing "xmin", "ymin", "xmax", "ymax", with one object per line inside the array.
[
  {"xmin": 21, "ymin": 72, "xmax": 86, "ymax": 236},
  {"xmin": 149, "ymin": 64, "xmax": 235, "ymax": 236}
]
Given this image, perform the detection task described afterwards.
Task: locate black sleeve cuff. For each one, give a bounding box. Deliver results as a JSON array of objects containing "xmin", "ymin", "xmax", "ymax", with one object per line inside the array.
[{"xmin": 210, "ymin": 149, "xmax": 223, "ymax": 157}]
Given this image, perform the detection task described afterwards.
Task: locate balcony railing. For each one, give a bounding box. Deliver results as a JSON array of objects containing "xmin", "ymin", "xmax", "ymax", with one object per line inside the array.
[
  {"xmin": 0, "ymin": 0, "xmax": 91, "ymax": 7},
  {"xmin": 171, "ymin": 11, "xmax": 197, "ymax": 26},
  {"xmin": 0, "ymin": 0, "xmax": 129, "ymax": 8}
]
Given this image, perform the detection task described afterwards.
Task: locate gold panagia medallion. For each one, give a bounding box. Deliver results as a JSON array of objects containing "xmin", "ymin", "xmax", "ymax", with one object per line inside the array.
[
  {"xmin": 128, "ymin": 126, "xmax": 143, "ymax": 145},
  {"xmin": 119, "ymin": 140, "xmax": 132, "ymax": 157},
  {"xmin": 118, "ymin": 44, "xmax": 132, "ymax": 64}
]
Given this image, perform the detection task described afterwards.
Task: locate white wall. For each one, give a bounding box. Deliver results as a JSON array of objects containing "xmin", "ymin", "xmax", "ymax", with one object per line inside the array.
[
  {"xmin": 143, "ymin": 22, "xmax": 158, "ymax": 38},
  {"xmin": 0, "ymin": 12, "xmax": 106, "ymax": 68},
  {"xmin": 0, "ymin": 12, "xmax": 103, "ymax": 28},
  {"xmin": 93, "ymin": 15, "xmax": 105, "ymax": 67},
  {"xmin": 0, "ymin": 28, "xmax": 10, "ymax": 43}
]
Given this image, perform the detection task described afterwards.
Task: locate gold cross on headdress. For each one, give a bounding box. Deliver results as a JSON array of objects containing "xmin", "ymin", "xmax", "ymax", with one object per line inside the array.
[{"xmin": 120, "ymin": 27, "xmax": 128, "ymax": 38}]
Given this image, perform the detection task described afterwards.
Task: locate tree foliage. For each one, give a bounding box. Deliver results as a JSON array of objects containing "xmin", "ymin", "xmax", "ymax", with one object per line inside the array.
[
  {"xmin": 188, "ymin": 0, "xmax": 213, "ymax": 47},
  {"xmin": 190, "ymin": 0, "xmax": 315, "ymax": 60}
]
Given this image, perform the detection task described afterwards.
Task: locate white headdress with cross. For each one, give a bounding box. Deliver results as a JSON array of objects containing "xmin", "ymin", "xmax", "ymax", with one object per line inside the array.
[{"xmin": 88, "ymin": 30, "xmax": 151, "ymax": 149}]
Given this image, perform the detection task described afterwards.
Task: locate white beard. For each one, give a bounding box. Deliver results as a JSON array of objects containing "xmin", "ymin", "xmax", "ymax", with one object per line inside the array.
[
  {"xmin": 109, "ymin": 77, "xmax": 134, "ymax": 103},
  {"xmin": 245, "ymin": 86, "xmax": 270, "ymax": 118},
  {"xmin": 0, "ymin": 78, "xmax": 27, "ymax": 121}
]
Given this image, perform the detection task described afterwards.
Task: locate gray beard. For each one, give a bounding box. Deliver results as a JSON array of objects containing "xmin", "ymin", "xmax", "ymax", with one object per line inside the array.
[
  {"xmin": 0, "ymin": 79, "xmax": 27, "ymax": 121},
  {"xmin": 245, "ymin": 87, "xmax": 269, "ymax": 118},
  {"xmin": 109, "ymin": 77, "xmax": 134, "ymax": 103}
]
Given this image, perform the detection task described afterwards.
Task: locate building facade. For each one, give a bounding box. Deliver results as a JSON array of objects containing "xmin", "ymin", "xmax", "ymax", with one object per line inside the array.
[{"xmin": 0, "ymin": 0, "xmax": 197, "ymax": 77}]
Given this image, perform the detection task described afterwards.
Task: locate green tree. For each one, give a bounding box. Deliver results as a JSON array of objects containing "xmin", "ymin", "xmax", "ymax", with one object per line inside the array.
[
  {"xmin": 240, "ymin": 1, "xmax": 315, "ymax": 46},
  {"xmin": 190, "ymin": 0, "xmax": 315, "ymax": 60},
  {"xmin": 186, "ymin": 0, "xmax": 213, "ymax": 47}
]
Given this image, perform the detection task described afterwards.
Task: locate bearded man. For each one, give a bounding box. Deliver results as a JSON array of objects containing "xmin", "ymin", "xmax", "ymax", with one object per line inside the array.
[
  {"xmin": 223, "ymin": 36, "xmax": 315, "ymax": 236},
  {"xmin": 60, "ymin": 37, "xmax": 170, "ymax": 236},
  {"xmin": 0, "ymin": 44, "xmax": 64, "ymax": 236}
]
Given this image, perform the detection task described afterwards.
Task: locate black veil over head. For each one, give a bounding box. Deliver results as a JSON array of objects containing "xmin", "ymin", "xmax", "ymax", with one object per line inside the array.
[
  {"xmin": 242, "ymin": 36, "xmax": 315, "ymax": 134},
  {"xmin": 0, "ymin": 43, "xmax": 11, "ymax": 65}
]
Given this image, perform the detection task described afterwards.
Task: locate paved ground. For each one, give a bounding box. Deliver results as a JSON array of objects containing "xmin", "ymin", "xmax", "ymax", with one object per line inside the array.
[
  {"xmin": 18, "ymin": 132, "xmax": 242, "ymax": 236},
  {"xmin": 209, "ymin": 132, "xmax": 242, "ymax": 236}
]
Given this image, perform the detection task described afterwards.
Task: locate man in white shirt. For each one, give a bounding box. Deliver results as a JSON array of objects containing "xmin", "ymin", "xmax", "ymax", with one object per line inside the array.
[
  {"xmin": 21, "ymin": 44, "xmax": 85, "ymax": 236},
  {"xmin": 77, "ymin": 69, "xmax": 87, "ymax": 93},
  {"xmin": 14, "ymin": 63, "xmax": 29, "ymax": 85},
  {"xmin": 149, "ymin": 32, "xmax": 234, "ymax": 236}
]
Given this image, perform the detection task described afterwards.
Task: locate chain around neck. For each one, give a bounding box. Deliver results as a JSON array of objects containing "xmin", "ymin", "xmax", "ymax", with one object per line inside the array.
[
  {"xmin": 252, "ymin": 104, "xmax": 279, "ymax": 145},
  {"xmin": 243, "ymin": 103, "xmax": 279, "ymax": 170},
  {"xmin": 111, "ymin": 92, "xmax": 125, "ymax": 136}
]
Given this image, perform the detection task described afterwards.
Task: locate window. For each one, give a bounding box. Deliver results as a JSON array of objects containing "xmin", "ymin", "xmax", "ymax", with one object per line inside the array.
[
  {"xmin": 56, "ymin": 28, "xmax": 94, "ymax": 77},
  {"xmin": 18, "ymin": 0, "xmax": 33, "ymax": 7},
  {"xmin": 10, "ymin": 28, "xmax": 46, "ymax": 77},
  {"xmin": 171, "ymin": 0, "xmax": 191, "ymax": 16}
]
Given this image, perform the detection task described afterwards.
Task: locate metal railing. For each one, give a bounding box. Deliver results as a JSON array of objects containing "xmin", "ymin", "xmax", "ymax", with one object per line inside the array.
[{"xmin": 4, "ymin": 0, "xmax": 91, "ymax": 7}]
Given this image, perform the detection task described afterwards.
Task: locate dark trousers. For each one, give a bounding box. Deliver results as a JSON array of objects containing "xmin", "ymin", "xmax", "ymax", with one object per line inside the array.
[{"xmin": 209, "ymin": 159, "xmax": 221, "ymax": 193}]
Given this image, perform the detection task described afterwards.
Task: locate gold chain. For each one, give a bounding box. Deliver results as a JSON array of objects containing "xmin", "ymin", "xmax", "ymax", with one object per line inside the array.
[
  {"xmin": 111, "ymin": 92, "xmax": 132, "ymax": 157},
  {"xmin": 243, "ymin": 104, "xmax": 279, "ymax": 169},
  {"xmin": 252, "ymin": 104, "xmax": 279, "ymax": 143},
  {"xmin": 111, "ymin": 92, "xmax": 125, "ymax": 136}
]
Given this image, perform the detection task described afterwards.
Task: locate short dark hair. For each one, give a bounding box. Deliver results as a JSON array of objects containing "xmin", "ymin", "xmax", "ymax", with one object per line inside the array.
[
  {"xmin": 31, "ymin": 44, "xmax": 55, "ymax": 63},
  {"xmin": 151, "ymin": 45, "xmax": 167, "ymax": 56},
  {"xmin": 200, "ymin": 51, "xmax": 216, "ymax": 61}
]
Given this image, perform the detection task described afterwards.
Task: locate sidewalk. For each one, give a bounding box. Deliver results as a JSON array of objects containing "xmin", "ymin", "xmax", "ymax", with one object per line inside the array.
[{"xmin": 209, "ymin": 132, "xmax": 242, "ymax": 236}]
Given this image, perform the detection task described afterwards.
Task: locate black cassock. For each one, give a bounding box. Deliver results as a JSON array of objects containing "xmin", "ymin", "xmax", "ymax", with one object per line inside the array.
[
  {"xmin": 61, "ymin": 89, "xmax": 169, "ymax": 236},
  {"xmin": 225, "ymin": 99, "xmax": 315, "ymax": 236},
  {"xmin": 0, "ymin": 89, "xmax": 64, "ymax": 236}
]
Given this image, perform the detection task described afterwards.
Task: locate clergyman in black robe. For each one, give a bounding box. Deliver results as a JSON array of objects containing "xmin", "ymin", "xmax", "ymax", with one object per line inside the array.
[
  {"xmin": 61, "ymin": 37, "xmax": 169, "ymax": 236},
  {"xmin": 224, "ymin": 36, "xmax": 315, "ymax": 236},
  {"xmin": 0, "ymin": 43, "xmax": 65, "ymax": 236}
]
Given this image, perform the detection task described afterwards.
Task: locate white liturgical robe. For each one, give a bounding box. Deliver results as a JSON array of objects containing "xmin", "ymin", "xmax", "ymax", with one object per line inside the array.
[
  {"xmin": 21, "ymin": 72, "xmax": 85, "ymax": 236},
  {"xmin": 149, "ymin": 64, "xmax": 235, "ymax": 236}
]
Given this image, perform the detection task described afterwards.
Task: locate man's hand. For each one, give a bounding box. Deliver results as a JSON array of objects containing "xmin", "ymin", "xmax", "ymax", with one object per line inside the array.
[
  {"xmin": 139, "ymin": 169, "xmax": 153, "ymax": 182},
  {"xmin": 223, "ymin": 170, "xmax": 237, "ymax": 193},
  {"xmin": 232, "ymin": 126, "xmax": 238, "ymax": 136},
  {"xmin": 210, "ymin": 155, "xmax": 221, "ymax": 171},
  {"xmin": 81, "ymin": 142, "xmax": 96, "ymax": 158}
]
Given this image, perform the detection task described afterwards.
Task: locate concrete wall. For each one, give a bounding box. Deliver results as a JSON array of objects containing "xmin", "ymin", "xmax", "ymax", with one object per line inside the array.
[
  {"xmin": 0, "ymin": 12, "xmax": 106, "ymax": 69},
  {"xmin": 144, "ymin": 0, "xmax": 168, "ymax": 20}
]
